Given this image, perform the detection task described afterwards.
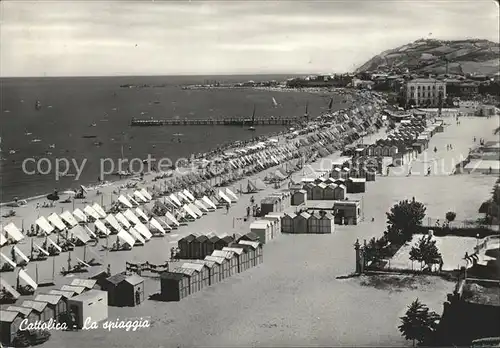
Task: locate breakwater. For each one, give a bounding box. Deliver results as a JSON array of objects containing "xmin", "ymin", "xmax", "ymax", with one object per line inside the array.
[{"xmin": 130, "ymin": 117, "xmax": 299, "ymax": 127}]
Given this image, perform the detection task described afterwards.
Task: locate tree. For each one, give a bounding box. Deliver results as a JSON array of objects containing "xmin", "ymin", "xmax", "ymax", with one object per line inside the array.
[
  {"xmin": 386, "ymin": 199, "xmax": 427, "ymax": 244},
  {"xmin": 399, "ymin": 299, "xmax": 441, "ymax": 347},
  {"xmin": 409, "ymin": 236, "xmax": 442, "ymax": 270},
  {"xmin": 445, "ymin": 211, "xmax": 456, "ymax": 225}
]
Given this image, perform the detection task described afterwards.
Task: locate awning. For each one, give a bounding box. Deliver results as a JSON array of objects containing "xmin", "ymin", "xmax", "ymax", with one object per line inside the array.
[
  {"xmin": 94, "ymin": 219, "xmax": 110, "ymax": 235},
  {"xmin": 47, "ymin": 237, "xmax": 62, "ymax": 252},
  {"xmin": 19, "ymin": 269, "xmax": 38, "ymax": 290},
  {"xmin": 0, "ymin": 278, "xmax": 20, "ymax": 299},
  {"xmin": 194, "ymin": 200, "xmax": 209, "ymax": 212},
  {"xmin": 72, "ymin": 209, "xmax": 87, "ymax": 222},
  {"xmin": 118, "ymin": 195, "xmax": 133, "ymax": 208},
  {"xmin": 47, "ymin": 213, "xmax": 67, "ymax": 231},
  {"xmin": 60, "ymin": 211, "xmax": 78, "ymax": 227},
  {"xmin": 128, "ymin": 227, "xmax": 146, "ymax": 245},
  {"xmin": 149, "ymin": 217, "xmax": 167, "ymax": 234},
  {"xmin": 115, "ymin": 212, "xmax": 131, "ymax": 229},
  {"xmin": 225, "ymin": 188, "xmax": 238, "ymax": 202},
  {"xmin": 169, "ymin": 194, "xmax": 182, "ymax": 207},
  {"xmin": 92, "ymin": 203, "xmax": 107, "ymax": 218},
  {"xmin": 134, "ymin": 207, "xmax": 149, "ymax": 221},
  {"xmin": 202, "ymin": 196, "xmax": 217, "ymax": 209},
  {"xmin": 83, "ymin": 205, "xmax": 100, "ymax": 220},
  {"xmin": 105, "ymin": 214, "xmax": 121, "ymax": 232},
  {"xmin": 134, "ymin": 190, "xmax": 148, "ymax": 203},
  {"xmin": 165, "ymin": 211, "xmax": 180, "ymax": 226},
  {"xmin": 183, "ymin": 205, "xmax": 198, "ymax": 219},
  {"xmin": 218, "ymin": 191, "xmax": 232, "ymax": 204},
  {"xmin": 69, "ymin": 225, "xmax": 91, "ymax": 244},
  {"xmin": 140, "ymin": 188, "xmax": 152, "ymax": 200},
  {"xmin": 34, "ymin": 243, "xmax": 49, "ymax": 256},
  {"xmin": 1, "ymin": 252, "xmax": 17, "ymax": 267},
  {"xmin": 13, "ymin": 246, "xmax": 29, "ymax": 263},
  {"xmin": 123, "ymin": 209, "xmax": 141, "ymax": 225},
  {"xmin": 36, "ymin": 216, "xmax": 54, "ymax": 234},
  {"xmin": 134, "ymin": 223, "xmax": 152, "ymax": 240},
  {"xmin": 117, "ymin": 230, "xmax": 135, "ymax": 248},
  {"xmin": 3, "ymin": 223, "xmax": 24, "ymax": 242}
]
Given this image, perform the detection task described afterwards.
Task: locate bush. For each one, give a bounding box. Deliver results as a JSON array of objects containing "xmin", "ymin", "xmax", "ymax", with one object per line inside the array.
[{"xmin": 445, "ymin": 211, "xmax": 456, "ymax": 223}]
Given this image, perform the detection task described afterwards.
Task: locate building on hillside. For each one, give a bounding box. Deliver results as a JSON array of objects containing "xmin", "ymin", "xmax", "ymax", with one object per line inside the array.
[{"xmin": 405, "ymin": 78, "xmax": 446, "ymax": 107}]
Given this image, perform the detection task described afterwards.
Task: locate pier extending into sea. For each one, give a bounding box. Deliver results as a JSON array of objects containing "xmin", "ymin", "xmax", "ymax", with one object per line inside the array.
[{"xmin": 130, "ymin": 117, "xmax": 300, "ymax": 127}]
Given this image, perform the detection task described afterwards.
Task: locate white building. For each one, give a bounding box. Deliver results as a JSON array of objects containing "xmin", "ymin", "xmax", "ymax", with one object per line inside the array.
[{"xmin": 405, "ymin": 79, "xmax": 446, "ymax": 107}]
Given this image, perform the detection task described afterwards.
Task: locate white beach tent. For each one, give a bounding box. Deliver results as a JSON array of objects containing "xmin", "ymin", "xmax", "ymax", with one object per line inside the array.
[
  {"xmin": 149, "ymin": 217, "xmax": 167, "ymax": 234},
  {"xmin": 117, "ymin": 229, "xmax": 135, "ymax": 248},
  {"xmin": 194, "ymin": 199, "xmax": 209, "ymax": 212},
  {"xmin": 183, "ymin": 205, "xmax": 199, "ymax": 220},
  {"xmin": 76, "ymin": 257, "xmax": 91, "ymax": 268},
  {"xmin": 47, "ymin": 213, "xmax": 67, "ymax": 231},
  {"xmin": 115, "ymin": 212, "xmax": 131, "ymax": 229},
  {"xmin": 165, "ymin": 211, "xmax": 180, "ymax": 227},
  {"xmin": 105, "ymin": 214, "xmax": 122, "ymax": 232},
  {"xmin": 134, "ymin": 190, "xmax": 148, "ymax": 203},
  {"xmin": 72, "ymin": 209, "xmax": 87, "ymax": 223},
  {"xmin": 134, "ymin": 222, "xmax": 152, "ymax": 240},
  {"xmin": 128, "ymin": 227, "xmax": 146, "ymax": 245},
  {"xmin": 91, "ymin": 203, "xmax": 107, "ymax": 218},
  {"xmin": 225, "ymin": 188, "xmax": 238, "ymax": 202},
  {"xmin": 60, "ymin": 211, "xmax": 78, "ymax": 227},
  {"xmin": 123, "ymin": 209, "xmax": 141, "ymax": 225},
  {"xmin": 36, "ymin": 216, "xmax": 54, "ymax": 235},
  {"xmin": 183, "ymin": 189, "xmax": 196, "ymax": 201},
  {"xmin": 94, "ymin": 219, "xmax": 110, "ymax": 236},
  {"xmin": 189, "ymin": 203, "xmax": 204, "ymax": 216},
  {"xmin": 14, "ymin": 246, "xmax": 30, "ymax": 264},
  {"xmin": 127, "ymin": 194, "xmax": 140, "ymax": 207},
  {"xmin": 1, "ymin": 278, "xmax": 21, "ymax": 299},
  {"xmin": 202, "ymin": 196, "xmax": 217, "ymax": 210},
  {"xmin": 69, "ymin": 225, "xmax": 91, "ymax": 245},
  {"xmin": 47, "ymin": 237, "xmax": 62, "ymax": 252},
  {"xmin": 218, "ymin": 190, "xmax": 232, "ymax": 205},
  {"xmin": 1, "ymin": 252, "xmax": 17, "ymax": 268},
  {"xmin": 84, "ymin": 226, "xmax": 97, "ymax": 239},
  {"xmin": 19, "ymin": 269, "xmax": 38, "ymax": 290},
  {"xmin": 83, "ymin": 205, "xmax": 100, "ymax": 221},
  {"xmin": 3, "ymin": 223, "xmax": 24, "ymax": 243},
  {"xmin": 135, "ymin": 207, "xmax": 149, "ymax": 222},
  {"xmin": 169, "ymin": 194, "xmax": 182, "ymax": 207},
  {"xmin": 0, "ymin": 233, "xmax": 7, "ymax": 247},
  {"xmin": 140, "ymin": 188, "xmax": 152, "ymax": 200},
  {"xmin": 118, "ymin": 195, "xmax": 133, "ymax": 208},
  {"xmin": 34, "ymin": 243, "xmax": 49, "ymax": 256},
  {"xmin": 177, "ymin": 192, "xmax": 191, "ymax": 203}
]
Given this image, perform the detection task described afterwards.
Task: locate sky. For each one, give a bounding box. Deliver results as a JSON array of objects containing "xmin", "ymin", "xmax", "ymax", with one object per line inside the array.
[{"xmin": 1, "ymin": 0, "xmax": 499, "ymax": 77}]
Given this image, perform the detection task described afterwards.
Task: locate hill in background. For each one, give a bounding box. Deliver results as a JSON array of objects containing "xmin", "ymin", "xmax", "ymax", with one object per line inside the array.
[{"xmin": 356, "ymin": 39, "xmax": 499, "ymax": 76}]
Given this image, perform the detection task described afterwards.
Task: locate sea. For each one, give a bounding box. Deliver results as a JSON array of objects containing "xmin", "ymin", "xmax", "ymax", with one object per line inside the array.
[{"xmin": 0, "ymin": 75, "xmax": 349, "ymax": 202}]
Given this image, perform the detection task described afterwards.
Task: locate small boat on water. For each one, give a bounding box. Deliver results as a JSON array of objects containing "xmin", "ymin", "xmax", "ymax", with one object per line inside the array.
[
  {"xmin": 9, "ymin": 150, "xmax": 16, "ymax": 154},
  {"xmin": 94, "ymin": 141, "xmax": 103, "ymax": 146},
  {"xmin": 153, "ymin": 101, "xmax": 160, "ymax": 104},
  {"xmin": 89, "ymin": 123, "xmax": 97, "ymax": 127},
  {"xmin": 49, "ymin": 144, "xmax": 55, "ymax": 149},
  {"xmin": 31, "ymin": 139, "xmax": 41, "ymax": 143},
  {"xmin": 248, "ymin": 104, "xmax": 256, "ymax": 131},
  {"xmin": 82, "ymin": 135, "xmax": 97, "ymax": 138},
  {"xmin": 25, "ymin": 132, "xmax": 32, "ymax": 136},
  {"xmin": 35, "ymin": 100, "xmax": 42, "ymax": 110}
]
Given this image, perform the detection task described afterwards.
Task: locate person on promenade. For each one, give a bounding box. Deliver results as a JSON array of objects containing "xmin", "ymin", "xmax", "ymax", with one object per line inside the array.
[
  {"xmin": 246, "ymin": 206, "xmax": 250, "ymax": 218},
  {"xmin": 250, "ymin": 196, "xmax": 255, "ymax": 205},
  {"xmin": 427, "ymin": 167, "xmax": 431, "ymax": 176},
  {"xmin": 226, "ymin": 203, "xmax": 230, "ymax": 214}
]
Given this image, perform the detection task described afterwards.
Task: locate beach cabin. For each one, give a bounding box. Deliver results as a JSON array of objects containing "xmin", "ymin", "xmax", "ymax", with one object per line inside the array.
[
  {"xmin": 34, "ymin": 293, "xmax": 66, "ymax": 320},
  {"xmin": 70, "ymin": 278, "xmax": 97, "ymax": 292},
  {"xmin": 21, "ymin": 300, "xmax": 53, "ymax": 322},
  {"xmin": 222, "ymin": 247, "xmax": 245, "ymax": 273},
  {"xmin": 99, "ymin": 273, "xmax": 144, "ymax": 307},
  {"xmin": 67, "ymin": 290, "xmax": 108, "ymax": 329},
  {"xmin": 307, "ymin": 212, "xmax": 321, "ymax": 234},
  {"xmin": 238, "ymin": 240, "xmax": 263, "ymax": 266},
  {"xmin": 177, "ymin": 234, "xmax": 195, "ymax": 259},
  {"xmin": 346, "ymin": 178, "xmax": 366, "ymax": 193},
  {"xmin": 281, "ymin": 212, "xmax": 295, "ymax": 233},
  {"xmin": 263, "ymin": 214, "xmax": 281, "ymax": 239},
  {"xmin": 334, "ymin": 200, "xmax": 361, "ymax": 225},
  {"xmin": 160, "ymin": 272, "xmax": 190, "ymax": 301},
  {"xmin": 231, "ymin": 243, "xmax": 255, "ymax": 269},
  {"xmin": 291, "ymin": 190, "xmax": 307, "ymax": 206},
  {"xmin": 260, "ymin": 197, "xmax": 281, "ymax": 216},
  {"xmin": 61, "ymin": 285, "xmax": 86, "ymax": 296},
  {"xmin": 205, "ymin": 255, "xmax": 228, "ymax": 281},
  {"xmin": 319, "ymin": 213, "xmax": 335, "ymax": 234},
  {"xmin": 333, "ymin": 184, "xmax": 346, "ymax": 200},
  {"xmin": 311, "ymin": 184, "xmax": 325, "ymax": 200},
  {"xmin": 172, "ymin": 267, "xmax": 201, "ymax": 294},
  {"xmin": 292, "ymin": 212, "xmax": 311, "ymax": 234},
  {"xmin": 5, "ymin": 306, "xmax": 37, "ymax": 328},
  {"xmin": 0, "ymin": 310, "xmax": 23, "ymax": 346},
  {"xmin": 49, "ymin": 289, "xmax": 76, "ymax": 304},
  {"xmin": 303, "ymin": 182, "xmax": 315, "ymax": 200},
  {"xmin": 249, "ymin": 220, "xmax": 272, "ymax": 244},
  {"xmin": 211, "ymin": 250, "xmax": 237, "ymax": 276},
  {"xmin": 191, "ymin": 259, "xmax": 220, "ymax": 286},
  {"xmin": 323, "ymin": 183, "xmax": 337, "ymax": 200},
  {"xmin": 204, "ymin": 235, "xmax": 219, "ymax": 256}
]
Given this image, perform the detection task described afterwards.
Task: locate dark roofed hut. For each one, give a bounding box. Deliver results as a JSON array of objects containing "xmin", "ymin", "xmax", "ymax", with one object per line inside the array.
[
  {"xmin": 194, "ymin": 235, "xmax": 208, "ymax": 259},
  {"xmin": 0, "ymin": 310, "xmax": 23, "ymax": 346},
  {"xmin": 160, "ymin": 272, "xmax": 189, "ymax": 302},
  {"xmin": 178, "ymin": 234, "xmax": 197, "ymax": 259},
  {"xmin": 100, "ymin": 272, "xmax": 145, "ymax": 307}
]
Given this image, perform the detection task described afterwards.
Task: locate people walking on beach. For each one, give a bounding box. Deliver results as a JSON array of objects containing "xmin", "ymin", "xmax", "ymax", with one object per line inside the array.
[
  {"xmin": 250, "ymin": 196, "xmax": 255, "ymax": 205},
  {"xmin": 449, "ymin": 144, "xmax": 453, "ymax": 150},
  {"xmin": 407, "ymin": 167, "xmax": 412, "ymax": 176},
  {"xmin": 473, "ymin": 136, "xmax": 476, "ymax": 142},
  {"xmin": 433, "ymin": 146, "xmax": 437, "ymax": 153},
  {"xmin": 427, "ymin": 167, "xmax": 431, "ymax": 176},
  {"xmin": 226, "ymin": 203, "xmax": 230, "ymax": 214},
  {"xmin": 246, "ymin": 206, "xmax": 250, "ymax": 218}
]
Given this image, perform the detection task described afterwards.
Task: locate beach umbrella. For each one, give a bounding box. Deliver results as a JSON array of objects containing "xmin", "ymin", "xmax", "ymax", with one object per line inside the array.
[{"xmin": 47, "ymin": 190, "xmax": 60, "ymax": 202}]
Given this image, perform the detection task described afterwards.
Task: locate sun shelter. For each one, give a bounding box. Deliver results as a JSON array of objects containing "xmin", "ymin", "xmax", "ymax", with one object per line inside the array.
[
  {"xmin": 67, "ymin": 290, "xmax": 108, "ymax": 329},
  {"xmin": 72, "ymin": 209, "xmax": 87, "ymax": 223},
  {"xmin": 127, "ymin": 194, "xmax": 140, "ymax": 207},
  {"xmin": 128, "ymin": 227, "xmax": 146, "ymax": 245},
  {"xmin": 0, "ymin": 310, "xmax": 24, "ymax": 346},
  {"xmin": 100, "ymin": 272, "xmax": 145, "ymax": 307},
  {"xmin": 3, "ymin": 223, "xmax": 24, "ymax": 243},
  {"xmin": 222, "ymin": 247, "xmax": 247, "ymax": 273},
  {"xmin": 218, "ymin": 190, "xmax": 232, "ymax": 205},
  {"xmin": 68, "ymin": 225, "xmax": 90, "ymax": 245},
  {"xmin": 183, "ymin": 189, "xmax": 196, "ymax": 202},
  {"xmin": 18, "ymin": 269, "xmax": 37, "ymax": 290},
  {"xmin": 94, "ymin": 219, "xmax": 110, "ymax": 236},
  {"xmin": 194, "ymin": 200, "xmax": 209, "ymax": 213},
  {"xmin": 140, "ymin": 188, "xmax": 152, "ymax": 200},
  {"xmin": 134, "ymin": 223, "xmax": 152, "ymax": 240},
  {"xmin": 117, "ymin": 229, "xmax": 135, "ymax": 249},
  {"xmin": 133, "ymin": 190, "xmax": 148, "ymax": 203},
  {"xmin": 225, "ymin": 188, "xmax": 238, "ymax": 202},
  {"xmin": 202, "ymin": 196, "xmax": 217, "ymax": 210},
  {"xmin": 169, "ymin": 194, "xmax": 182, "ymax": 207},
  {"xmin": 14, "ymin": 246, "xmax": 29, "ymax": 264},
  {"xmin": 83, "ymin": 205, "xmax": 100, "ymax": 221},
  {"xmin": 189, "ymin": 203, "xmax": 204, "ymax": 217},
  {"xmin": 91, "ymin": 203, "xmax": 106, "ymax": 218},
  {"xmin": 47, "ymin": 237, "xmax": 62, "ymax": 253},
  {"xmin": 34, "ymin": 293, "xmax": 66, "ymax": 319},
  {"xmin": 182, "ymin": 205, "xmax": 198, "ymax": 221},
  {"xmin": 211, "ymin": 250, "xmax": 237, "ymax": 276},
  {"xmin": 160, "ymin": 272, "xmax": 190, "ymax": 301},
  {"xmin": 149, "ymin": 217, "xmax": 167, "ymax": 234},
  {"xmin": 134, "ymin": 207, "xmax": 149, "ymax": 222},
  {"xmin": 123, "ymin": 209, "xmax": 141, "ymax": 225},
  {"xmin": 238, "ymin": 240, "xmax": 263, "ymax": 266},
  {"xmin": 105, "ymin": 214, "xmax": 122, "ymax": 232},
  {"xmin": 292, "ymin": 212, "xmax": 311, "ymax": 234},
  {"xmin": 47, "ymin": 213, "xmax": 66, "ymax": 231},
  {"xmin": 117, "ymin": 195, "xmax": 133, "ymax": 209},
  {"xmin": 177, "ymin": 192, "xmax": 190, "ymax": 204},
  {"xmin": 0, "ymin": 278, "xmax": 20, "ymax": 301},
  {"xmin": 115, "ymin": 212, "xmax": 131, "ymax": 229},
  {"xmin": 60, "ymin": 211, "xmax": 78, "ymax": 227},
  {"xmin": 165, "ymin": 212, "xmax": 180, "ymax": 227}
]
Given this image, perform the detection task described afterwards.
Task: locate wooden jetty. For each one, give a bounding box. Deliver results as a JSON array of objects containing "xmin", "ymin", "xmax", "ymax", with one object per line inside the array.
[{"xmin": 130, "ymin": 117, "xmax": 299, "ymax": 127}]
